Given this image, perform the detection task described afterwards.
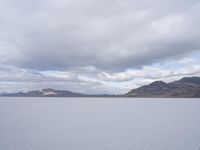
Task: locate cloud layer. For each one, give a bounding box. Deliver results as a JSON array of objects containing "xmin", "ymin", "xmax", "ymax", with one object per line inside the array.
[{"xmin": 0, "ymin": 0, "xmax": 200, "ymax": 93}]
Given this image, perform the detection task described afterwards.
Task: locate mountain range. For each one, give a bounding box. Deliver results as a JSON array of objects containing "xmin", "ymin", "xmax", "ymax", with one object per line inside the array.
[
  {"xmin": 1, "ymin": 88, "xmax": 113, "ymax": 97},
  {"xmin": 1, "ymin": 76, "xmax": 200, "ymax": 98}
]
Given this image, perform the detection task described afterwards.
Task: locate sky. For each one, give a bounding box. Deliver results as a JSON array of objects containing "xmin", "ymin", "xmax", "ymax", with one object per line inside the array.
[{"xmin": 0, "ymin": 0, "xmax": 200, "ymax": 94}]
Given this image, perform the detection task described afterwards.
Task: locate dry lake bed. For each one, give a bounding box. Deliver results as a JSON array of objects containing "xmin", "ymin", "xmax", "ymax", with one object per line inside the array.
[{"xmin": 0, "ymin": 97, "xmax": 200, "ymax": 150}]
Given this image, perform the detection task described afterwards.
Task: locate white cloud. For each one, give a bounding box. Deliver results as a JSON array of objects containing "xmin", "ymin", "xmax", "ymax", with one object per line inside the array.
[{"xmin": 0, "ymin": 54, "xmax": 200, "ymax": 94}]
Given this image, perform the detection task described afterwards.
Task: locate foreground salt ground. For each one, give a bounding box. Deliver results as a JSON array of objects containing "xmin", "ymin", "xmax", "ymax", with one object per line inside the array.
[{"xmin": 0, "ymin": 98, "xmax": 200, "ymax": 150}]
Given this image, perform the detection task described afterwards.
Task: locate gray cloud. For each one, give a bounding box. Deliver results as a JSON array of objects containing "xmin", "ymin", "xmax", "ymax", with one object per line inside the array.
[
  {"xmin": 0, "ymin": 0, "xmax": 200, "ymax": 94},
  {"xmin": 0, "ymin": 0, "xmax": 200, "ymax": 71}
]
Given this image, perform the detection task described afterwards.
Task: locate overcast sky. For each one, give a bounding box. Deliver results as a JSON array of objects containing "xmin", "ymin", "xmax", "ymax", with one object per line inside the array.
[{"xmin": 0, "ymin": 0, "xmax": 200, "ymax": 94}]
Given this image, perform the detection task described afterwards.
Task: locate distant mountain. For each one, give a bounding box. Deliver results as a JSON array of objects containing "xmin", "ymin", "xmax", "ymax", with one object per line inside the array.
[
  {"xmin": 1, "ymin": 88, "xmax": 114, "ymax": 97},
  {"xmin": 2, "ymin": 88, "xmax": 85, "ymax": 97},
  {"xmin": 125, "ymin": 77, "xmax": 200, "ymax": 97}
]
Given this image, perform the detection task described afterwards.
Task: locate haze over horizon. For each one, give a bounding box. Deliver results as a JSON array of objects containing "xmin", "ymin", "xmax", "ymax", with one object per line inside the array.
[{"xmin": 0, "ymin": 0, "xmax": 200, "ymax": 94}]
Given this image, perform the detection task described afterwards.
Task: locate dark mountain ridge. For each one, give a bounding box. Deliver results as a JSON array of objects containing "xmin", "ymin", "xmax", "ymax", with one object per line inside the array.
[{"xmin": 125, "ymin": 76, "xmax": 200, "ymax": 97}]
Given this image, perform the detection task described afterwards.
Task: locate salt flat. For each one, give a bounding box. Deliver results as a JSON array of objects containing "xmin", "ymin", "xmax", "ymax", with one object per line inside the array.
[{"xmin": 0, "ymin": 98, "xmax": 200, "ymax": 150}]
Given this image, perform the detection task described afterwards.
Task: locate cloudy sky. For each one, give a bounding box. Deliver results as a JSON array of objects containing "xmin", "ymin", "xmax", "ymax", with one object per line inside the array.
[{"xmin": 0, "ymin": 0, "xmax": 200, "ymax": 94}]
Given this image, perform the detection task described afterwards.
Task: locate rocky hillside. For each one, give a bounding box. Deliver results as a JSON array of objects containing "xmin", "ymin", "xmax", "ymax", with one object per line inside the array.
[{"xmin": 125, "ymin": 77, "xmax": 200, "ymax": 97}]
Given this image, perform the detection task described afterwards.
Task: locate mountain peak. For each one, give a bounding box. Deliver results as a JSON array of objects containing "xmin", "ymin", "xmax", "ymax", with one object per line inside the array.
[
  {"xmin": 150, "ymin": 81, "xmax": 167, "ymax": 86},
  {"xmin": 42, "ymin": 88, "xmax": 55, "ymax": 92}
]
